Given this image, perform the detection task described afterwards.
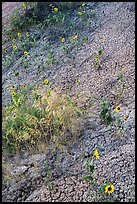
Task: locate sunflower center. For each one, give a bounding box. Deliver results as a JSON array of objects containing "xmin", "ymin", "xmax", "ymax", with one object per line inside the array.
[
  {"xmin": 108, "ymin": 187, "xmax": 112, "ymax": 191},
  {"xmin": 118, "ymin": 107, "xmax": 120, "ymax": 110}
]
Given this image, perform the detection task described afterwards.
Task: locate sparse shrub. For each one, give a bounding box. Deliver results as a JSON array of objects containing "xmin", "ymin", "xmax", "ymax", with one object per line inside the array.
[
  {"xmin": 83, "ymin": 148, "xmax": 119, "ymax": 202},
  {"xmin": 99, "ymin": 98, "xmax": 113, "ymax": 125},
  {"xmin": 2, "ymin": 85, "xmax": 84, "ymax": 158}
]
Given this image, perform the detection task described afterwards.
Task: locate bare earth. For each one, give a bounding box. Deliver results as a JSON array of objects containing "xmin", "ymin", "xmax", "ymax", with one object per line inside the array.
[{"xmin": 2, "ymin": 2, "xmax": 135, "ymax": 202}]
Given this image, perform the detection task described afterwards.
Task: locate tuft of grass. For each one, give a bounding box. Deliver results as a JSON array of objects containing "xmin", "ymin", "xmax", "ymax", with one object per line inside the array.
[{"xmin": 2, "ymin": 85, "xmax": 84, "ymax": 159}]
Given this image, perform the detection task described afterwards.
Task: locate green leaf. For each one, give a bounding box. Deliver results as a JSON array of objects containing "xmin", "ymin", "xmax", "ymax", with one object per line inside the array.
[
  {"xmin": 89, "ymin": 164, "xmax": 94, "ymax": 173},
  {"xmin": 107, "ymin": 115, "xmax": 113, "ymax": 124},
  {"xmin": 83, "ymin": 160, "xmax": 89, "ymax": 166},
  {"xmin": 98, "ymin": 186, "xmax": 104, "ymax": 193},
  {"xmin": 98, "ymin": 48, "xmax": 103, "ymax": 56},
  {"xmin": 97, "ymin": 146, "xmax": 103, "ymax": 152},
  {"xmin": 119, "ymin": 73, "xmax": 123, "ymax": 80},
  {"xmin": 83, "ymin": 175, "xmax": 93, "ymax": 183},
  {"xmin": 47, "ymin": 183, "xmax": 53, "ymax": 191}
]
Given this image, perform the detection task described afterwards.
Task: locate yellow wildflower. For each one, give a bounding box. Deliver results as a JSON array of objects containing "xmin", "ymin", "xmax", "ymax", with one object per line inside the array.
[
  {"xmin": 14, "ymin": 16, "xmax": 17, "ymax": 20},
  {"xmin": 77, "ymin": 79, "xmax": 81, "ymax": 83},
  {"xmin": 78, "ymin": 11, "xmax": 83, "ymax": 16},
  {"xmin": 13, "ymin": 45, "xmax": 17, "ymax": 50},
  {"xmin": 115, "ymin": 105, "xmax": 121, "ymax": 112},
  {"xmin": 22, "ymin": 3, "xmax": 26, "ymax": 10},
  {"xmin": 22, "ymin": 84, "xmax": 27, "ymax": 89},
  {"xmin": 94, "ymin": 149, "xmax": 100, "ymax": 159},
  {"xmin": 54, "ymin": 7, "xmax": 58, "ymax": 11},
  {"xmin": 82, "ymin": 3, "xmax": 85, "ymax": 7},
  {"xmin": 91, "ymin": 9, "xmax": 95, "ymax": 12},
  {"xmin": 11, "ymin": 85, "xmax": 15, "ymax": 90},
  {"xmin": 24, "ymin": 51, "xmax": 28, "ymax": 56},
  {"xmin": 123, "ymin": 117, "xmax": 128, "ymax": 122},
  {"xmin": 123, "ymin": 67, "xmax": 127, "ymax": 72},
  {"xmin": 26, "ymin": 32, "xmax": 29, "ymax": 37},
  {"xmin": 95, "ymin": 57, "xmax": 100, "ymax": 62},
  {"xmin": 44, "ymin": 79, "xmax": 49, "ymax": 85},
  {"xmin": 18, "ymin": 32, "xmax": 21, "ymax": 37},
  {"xmin": 105, "ymin": 185, "xmax": 115, "ymax": 194},
  {"xmin": 11, "ymin": 92, "xmax": 16, "ymax": 97},
  {"xmin": 61, "ymin": 38, "xmax": 65, "ymax": 43},
  {"xmin": 73, "ymin": 35, "xmax": 78, "ymax": 40},
  {"xmin": 4, "ymin": 49, "xmax": 8, "ymax": 54}
]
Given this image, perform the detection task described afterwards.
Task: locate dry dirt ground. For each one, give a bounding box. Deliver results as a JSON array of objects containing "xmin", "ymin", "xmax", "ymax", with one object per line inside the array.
[
  {"xmin": 2, "ymin": 2, "xmax": 135, "ymax": 202},
  {"xmin": 2, "ymin": 2, "xmax": 23, "ymax": 24}
]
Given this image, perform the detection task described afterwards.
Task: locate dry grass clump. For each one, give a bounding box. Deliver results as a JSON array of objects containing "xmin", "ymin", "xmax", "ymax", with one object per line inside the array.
[{"xmin": 2, "ymin": 86, "xmax": 84, "ymax": 159}]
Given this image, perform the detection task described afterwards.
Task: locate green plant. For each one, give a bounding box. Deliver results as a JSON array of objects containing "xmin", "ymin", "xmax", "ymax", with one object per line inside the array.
[
  {"xmin": 112, "ymin": 67, "xmax": 126, "ymax": 101},
  {"xmin": 44, "ymin": 160, "xmax": 53, "ymax": 191},
  {"xmin": 83, "ymin": 148, "xmax": 119, "ymax": 202},
  {"xmin": 94, "ymin": 48, "xmax": 103, "ymax": 70},
  {"xmin": 99, "ymin": 98, "xmax": 113, "ymax": 125},
  {"xmin": 2, "ymin": 84, "xmax": 84, "ymax": 158},
  {"xmin": 47, "ymin": 49, "xmax": 55, "ymax": 65}
]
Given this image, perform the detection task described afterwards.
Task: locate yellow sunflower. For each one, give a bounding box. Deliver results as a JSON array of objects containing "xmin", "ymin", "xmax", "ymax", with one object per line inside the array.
[
  {"xmin": 77, "ymin": 79, "xmax": 81, "ymax": 83},
  {"xmin": 62, "ymin": 38, "xmax": 65, "ymax": 43},
  {"xmin": 73, "ymin": 35, "xmax": 78, "ymax": 40},
  {"xmin": 54, "ymin": 7, "xmax": 58, "ymax": 11},
  {"xmin": 78, "ymin": 11, "xmax": 83, "ymax": 16},
  {"xmin": 18, "ymin": 32, "xmax": 21, "ymax": 37},
  {"xmin": 11, "ymin": 92, "xmax": 16, "ymax": 97},
  {"xmin": 11, "ymin": 85, "xmax": 15, "ymax": 90},
  {"xmin": 44, "ymin": 79, "xmax": 49, "ymax": 85},
  {"xmin": 123, "ymin": 67, "xmax": 127, "ymax": 72},
  {"xmin": 115, "ymin": 105, "xmax": 121, "ymax": 112},
  {"xmin": 95, "ymin": 57, "xmax": 100, "ymax": 62},
  {"xmin": 105, "ymin": 185, "xmax": 115, "ymax": 194},
  {"xmin": 22, "ymin": 84, "xmax": 27, "ymax": 89},
  {"xmin": 24, "ymin": 51, "xmax": 28, "ymax": 56},
  {"xmin": 22, "ymin": 3, "xmax": 26, "ymax": 10},
  {"xmin": 123, "ymin": 117, "xmax": 128, "ymax": 122},
  {"xmin": 4, "ymin": 49, "xmax": 8, "ymax": 54},
  {"xmin": 13, "ymin": 45, "xmax": 17, "ymax": 50},
  {"xmin": 26, "ymin": 32, "xmax": 29, "ymax": 37},
  {"xmin": 94, "ymin": 149, "xmax": 100, "ymax": 159}
]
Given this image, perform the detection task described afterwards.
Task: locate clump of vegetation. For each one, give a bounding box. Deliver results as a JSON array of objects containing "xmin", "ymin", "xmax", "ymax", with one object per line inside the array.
[
  {"xmin": 99, "ymin": 98, "xmax": 113, "ymax": 125},
  {"xmin": 2, "ymin": 82, "xmax": 84, "ymax": 159},
  {"xmin": 83, "ymin": 148, "xmax": 119, "ymax": 202},
  {"xmin": 2, "ymin": 2, "xmax": 97, "ymax": 71},
  {"xmin": 94, "ymin": 47, "xmax": 103, "ymax": 70},
  {"xmin": 99, "ymin": 97, "xmax": 129, "ymax": 141}
]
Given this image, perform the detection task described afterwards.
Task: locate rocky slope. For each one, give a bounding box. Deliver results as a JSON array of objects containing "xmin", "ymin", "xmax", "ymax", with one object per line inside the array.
[{"xmin": 2, "ymin": 2, "xmax": 135, "ymax": 202}]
